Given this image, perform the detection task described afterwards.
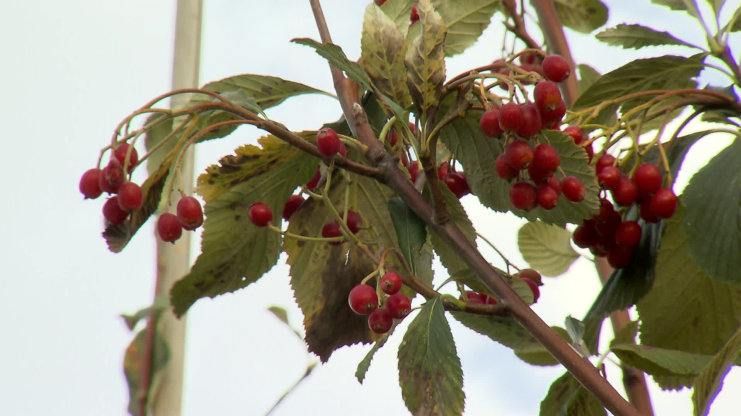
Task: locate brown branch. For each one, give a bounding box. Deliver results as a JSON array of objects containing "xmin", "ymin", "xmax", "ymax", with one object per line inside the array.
[
  {"xmin": 502, "ymin": 0, "xmax": 541, "ymax": 50},
  {"xmin": 308, "ymin": 1, "xmax": 640, "ymax": 415}
]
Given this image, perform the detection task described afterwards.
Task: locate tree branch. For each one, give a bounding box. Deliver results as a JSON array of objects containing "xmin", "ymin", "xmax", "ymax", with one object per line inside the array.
[{"xmin": 308, "ymin": 1, "xmax": 641, "ymax": 415}]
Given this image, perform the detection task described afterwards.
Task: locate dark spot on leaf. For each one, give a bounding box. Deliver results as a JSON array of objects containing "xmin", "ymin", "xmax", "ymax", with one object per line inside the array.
[{"xmin": 234, "ymin": 215, "xmax": 241, "ymax": 221}]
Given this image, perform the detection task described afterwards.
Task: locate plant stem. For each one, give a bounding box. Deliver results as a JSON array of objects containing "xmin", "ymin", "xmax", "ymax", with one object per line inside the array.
[{"xmin": 308, "ymin": 1, "xmax": 641, "ymax": 415}]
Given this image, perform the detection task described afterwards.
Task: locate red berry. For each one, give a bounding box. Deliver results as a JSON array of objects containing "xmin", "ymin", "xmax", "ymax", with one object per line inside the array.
[
  {"xmin": 649, "ymin": 189, "xmax": 677, "ymax": 218},
  {"xmin": 322, "ymin": 221, "xmax": 343, "ymax": 245},
  {"xmin": 249, "ymin": 202, "xmax": 273, "ymax": 227},
  {"xmin": 561, "ymin": 176, "xmax": 586, "ymax": 202},
  {"xmin": 534, "ymin": 81, "xmax": 563, "ymax": 112},
  {"xmin": 563, "ymin": 125, "xmax": 584, "ymax": 145},
  {"xmin": 348, "ymin": 284, "xmax": 379, "ymax": 315},
  {"xmin": 437, "ymin": 163, "xmax": 449, "ymax": 180},
  {"xmin": 341, "ymin": 210, "xmax": 363, "ymax": 233},
  {"xmin": 368, "ymin": 308, "xmax": 393, "ymax": 333},
  {"xmin": 117, "ymin": 182, "xmax": 143, "ymax": 211},
  {"xmin": 375, "ymin": 0, "xmax": 387, "ymax": 6},
  {"xmin": 461, "ymin": 290, "xmax": 486, "ymax": 304},
  {"xmin": 640, "ymin": 198, "xmax": 660, "ymax": 223},
  {"xmin": 317, "ymin": 128, "xmax": 341, "ymax": 157},
  {"xmin": 536, "ymin": 184, "xmax": 559, "ymax": 210},
  {"xmin": 505, "ymin": 140, "xmax": 533, "ymax": 170},
  {"xmin": 516, "ymin": 103, "xmax": 543, "ymax": 138},
  {"xmin": 496, "ymin": 154, "xmax": 519, "ymax": 180},
  {"xmin": 542, "ymin": 55, "xmax": 571, "ymax": 82},
  {"xmin": 102, "ymin": 196, "xmax": 129, "ymax": 225},
  {"xmin": 99, "ymin": 158, "xmax": 125, "ymax": 194},
  {"xmin": 517, "ymin": 268, "xmax": 543, "ymax": 286},
  {"xmin": 596, "ymin": 154, "xmax": 616, "ymax": 174},
  {"xmin": 480, "ymin": 107, "xmax": 503, "ymax": 138},
  {"xmin": 573, "ymin": 221, "xmax": 599, "ymax": 248},
  {"xmin": 533, "ymin": 143, "xmax": 560, "ymax": 172},
  {"xmin": 444, "ymin": 171, "xmax": 471, "ymax": 198},
  {"xmin": 615, "ymin": 221, "xmax": 642, "ymax": 247},
  {"xmin": 597, "ymin": 165, "xmax": 622, "ymax": 190},
  {"xmin": 79, "ymin": 168, "xmax": 103, "ymax": 199},
  {"xmin": 410, "ymin": 6, "xmax": 419, "ymax": 23},
  {"xmin": 306, "ymin": 165, "xmax": 321, "ymax": 190},
  {"xmin": 633, "ymin": 163, "xmax": 662, "ymax": 195},
  {"xmin": 380, "ymin": 271, "xmax": 403, "ymax": 295},
  {"xmin": 386, "ymin": 293, "xmax": 412, "ymax": 319},
  {"xmin": 282, "ymin": 195, "xmax": 305, "ymax": 221},
  {"xmin": 539, "ymin": 99, "xmax": 566, "ymax": 124},
  {"xmin": 408, "ymin": 161, "xmax": 420, "ymax": 183},
  {"xmin": 528, "ymin": 163, "xmax": 553, "ymax": 184},
  {"xmin": 338, "ymin": 141, "xmax": 347, "ymax": 158},
  {"xmin": 612, "ymin": 177, "xmax": 638, "ymax": 206},
  {"xmin": 509, "ymin": 181, "xmax": 537, "ymax": 210},
  {"xmin": 157, "ymin": 212, "xmax": 182, "ymax": 243},
  {"xmin": 499, "ymin": 102, "xmax": 524, "ymax": 132},
  {"xmin": 607, "ymin": 245, "xmax": 633, "ymax": 268},
  {"xmin": 113, "ymin": 143, "xmax": 139, "ymax": 172},
  {"xmin": 177, "ymin": 196, "xmax": 204, "ymax": 230},
  {"xmin": 521, "ymin": 277, "xmax": 540, "ymax": 303}
]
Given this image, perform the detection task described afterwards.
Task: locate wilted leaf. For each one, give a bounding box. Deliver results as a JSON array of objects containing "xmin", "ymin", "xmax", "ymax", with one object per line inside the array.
[
  {"xmin": 405, "ymin": 0, "xmax": 447, "ymax": 119},
  {"xmin": 436, "ymin": 0, "xmax": 501, "ymax": 56},
  {"xmin": 518, "ymin": 221, "xmax": 578, "ymax": 277},
  {"xmin": 170, "ymin": 139, "xmax": 318, "ymax": 317},
  {"xmin": 596, "ymin": 24, "xmax": 694, "ymax": 49},
  {"xmin": 361, "ymin": 4, "xmax": 411, "ymax": 108},
  {"xmin": 540, "ymin": 372, "xmax": 606, "ymax": 416},
  {"xmin": 637, "ymin": 205, "xmax": 741, "ymax": 358},
  {"xmin": 292, "ymin": 38, "xmax": 372, "ymax": 90},
  {"xmin": 123, "ymin": 329, "xmax": 170, "ymax": 416},
  {"xmin": 682, "ymin": 137, "xmax": 741, "ymax": 283},
  {"xmin": 553, "ymin": 0, "xmax": 608, "ymax": 33},
  {"xmin": 693, "ymin": 325, "xmax": 741, "ymax": 416},
  {"xmin": 399, "ymin": 297, "xmax": 464, "ymax": 416}
]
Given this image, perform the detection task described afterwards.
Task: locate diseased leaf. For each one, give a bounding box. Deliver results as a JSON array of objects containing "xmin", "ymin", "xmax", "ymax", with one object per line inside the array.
[
  {"xmin": 596, "ymin": 24, "xmax": 694, "ymax": 49},
  {"xmin": 361, "ymin": 4, "xmax": 411, "ymax": 108},
  {"xmin": 388, "ymin": 197, "xmax": 427, "ymax": 274},
  {"xmin": 123, "ymin": 329, "xmax": 170, "ymax": 416},
  {"xmin": 540, "ymin": 372, "xmax": 606, "ymax": 416},
  {"xmin": 440, "ymin": 116, "xmax": 599, "ymax": 225},
  {"xmin": 682, "ymin": 137, "xmax": 741, "ymax": 283},
  {"xmin": 285, "ymin": 170, "xmax": 403, "ymax": 361},
  {"xmin": 436, "ymin": 0, "xmax": 501, "ymax": 56},
  {"xmin": 292, "ymin": 38, "xmax": 372, "ymax": 90},
  {"xmin": 693, "ymin": 325, "xmax": 741, "ymax": 416},
  {"xmin": 637, "ymin": 205, "xmax": 741, "ymax": 358},
  {"xmin": 170, "ymin": 138, "xmax": 318, "ymax": 317},
  {"xmin": 399, "ymin": 297, "xmax": 464, "ymax": 416},
  {"xmin": 518, "ymin": 221, "xmax": 578, "ymax": 277},
  {"xmin": 405, "ymin": 0, "xmax": 447, "ymax": 119},
  {"xmin": 553, "ymin": 0, "xmax": 608, "ymax": 33}
]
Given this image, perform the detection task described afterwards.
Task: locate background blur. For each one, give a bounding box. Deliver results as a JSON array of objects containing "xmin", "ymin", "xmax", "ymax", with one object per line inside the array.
[{"xmin": 1, "ymin": 1, "xmax": 739, "ymax": 415}]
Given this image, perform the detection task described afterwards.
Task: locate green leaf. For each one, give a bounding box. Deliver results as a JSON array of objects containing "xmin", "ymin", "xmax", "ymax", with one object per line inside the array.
[
  {"xmin": 170, "ymin": 138, "xmax": 318, "ymax": 317},
  {"xmin": 518, "ymin": 221, "xmax": 578, "ymax": 277},
  {"xmin": 572, "ymin": 55, "xmax": 705, "ymax": 121},
  {"xmin": 693, "ymin": 325, "xmax": 741, "ymax": 416},
  {"xmin": 611, "ymin": 320, "xmax": 639, "ymax": 346},
  {"xmin": 513, "ymin": 326, "xmax": 571, "ymax": 366},
  {"xmin": 428, "ymin": 186, "xmax": 478, "ymax": 275},
  {"xmin": 121, "ymin": 295, "xmax": 169, "ymax": 331},
  {"xmin": 651, "ymin": 0, "xmax": 690, "ymax": 11},
  {"xmin": 361, "ymin": 4, "xmax": 411, "ymax": 108},
  {"xmin": 436, "ymin": 0, "xmax": 501, "ymax": 56},
  {"xmin": 553, "ymin": 0, "xmax": 608, "ymax": 33},
  {"xmin": 285, "ymin": 171, "xmax": 404, "ymax": 361},
  {"xmin": 596, "ymin": 24, "xmax": 695, "ymax": 49},
  {"xmin": 405, "ymin": 0, "xmax": 447, "ymax": 119},
  {"xmin": 398, "ymin": 297, "xmax": 464, "ymax": 416},
  {"xmin": 637, "ymin": 205, "xmax": 741, "ymax": 357},
  {"xmin": 583, "ymin": 221, "xmax": 661, "ymax": 320},
  {"xmin": 439, "ymin": 116, "xmax": 599, "ymax": 225},
  {"xmin": 577, "ymin": 63, "xmax": 600, "ymax": 94},
  {"xmin": 724, "ymin": 7, "xmax": 741, "ymax": 32},
  {"xmin": 388, "ymin": 197, "xmax": 427, "ymax": 274},
  {"xmin": 682, "ymin": 137, "xmax": 741, "ymax": 283},
  {"xmin": 377, "ymin": 0, "xmax": 415, "ymax": 30},
  {"xmin": 123, "ymin": 329, "xmax": 170, "ymax": 416},
  {"xmin": 540, "ymin": 372, "xmax": 606, "ymax": 416},
  {"xmin": 611, "ymin": 343, "xmax": 712, "ymax": 377},
  {"xmin": 292, "ymin": 38, "xmax": 372, "ymax": 90},
  {"xmin": 356, "ymin": 334, "xmax": 391, "ymax": 384}
]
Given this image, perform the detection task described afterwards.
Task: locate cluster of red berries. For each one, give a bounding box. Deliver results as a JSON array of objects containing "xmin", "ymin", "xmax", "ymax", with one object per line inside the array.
[
  {"xmin": 348, "ymin": 271, "xmax": 412, "ymax": 334},
  {"xmin": 156, "ymin": 196, "xmax": 204, "ymax": 243},
  {"xmin": 461, "ymin": 268, "xmax": 543, "ymax": 305},
  {"xmin": 480, "ymin": 55, "xmax": 589, "ymax": 211},
  {"xmin": 247, "ymin": 195, "xmax": 309, "ymax": 229},
  {"xmin": 573, "ymin": 158, "xmax": 677, "ymax": 268},
  {"xmin": 437, "ymin": 163, "xmax": 471, "ymax": 199},
  {"xmin": 80, "ymin": 143, "xmax": 143, "ymax": 225}
]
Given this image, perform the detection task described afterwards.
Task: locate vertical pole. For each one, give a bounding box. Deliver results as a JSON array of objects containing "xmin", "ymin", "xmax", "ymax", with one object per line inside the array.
[{"xmin": 151, "ymin": 1, "xmax": 202, "ymax": 415}]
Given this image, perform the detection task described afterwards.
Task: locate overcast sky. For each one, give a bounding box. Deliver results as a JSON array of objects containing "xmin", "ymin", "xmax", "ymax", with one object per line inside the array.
[{"xmin": 1, "ymin": 1, "xmax": 740, "ymax": 415}]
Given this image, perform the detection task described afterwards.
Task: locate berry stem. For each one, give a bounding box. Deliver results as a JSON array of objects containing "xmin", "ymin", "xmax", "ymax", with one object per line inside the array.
[{"xmin": 266, "ymin": 224, "xmax": 344, "ymax": 244}]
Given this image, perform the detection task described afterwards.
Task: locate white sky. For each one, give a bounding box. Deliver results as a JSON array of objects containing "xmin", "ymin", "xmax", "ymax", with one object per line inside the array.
[{"xmin": 1, "ymin": 0, "xmax": 740, "ymax": 415}]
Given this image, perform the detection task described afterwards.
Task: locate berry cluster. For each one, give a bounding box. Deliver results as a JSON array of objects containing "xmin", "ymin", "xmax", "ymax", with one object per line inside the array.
[
  {"xmin": 437, "ymin": 163, "xmax": 471, "ymax": 199},
  {"xmin": 573, "ymin": 159, "xmax": 677, "ymax": 268},
  {"xmin": 460, "ymin": 268, "xmax": 543, "ymax": 305},
  {"xmin": 157, "ymin": 196, "xmax": 204, "ymax": 243},
  {"xmin": 481, "ymin": 55, "xmax": 587, "ymax": 211},
  {"xmin": 348, "ymin": 271, "xmax": 412, "ymax": 334}
]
